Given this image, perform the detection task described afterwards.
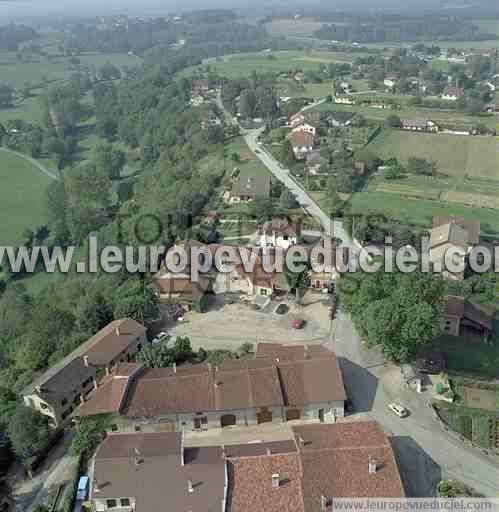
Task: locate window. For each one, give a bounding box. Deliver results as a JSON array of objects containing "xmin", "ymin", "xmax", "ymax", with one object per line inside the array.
[
  {"xmin": 40, "ymin": 403, "xmax": 48, "ymax": 410},
  {"xmin": 134, "ymin": 425, "xmax": 141, "ymax": 432},
  {"xmin": 111, "ymin": 424, "xmax": 118, "ymax": 432},
  {"xmin": 283, "ymin": 235, "xmax": 289, "ymax": 241},
  {"xmin": 106, "ymin": 499, "xmax": 117, "ymax": 508},
  {"xmin": 61, "ymin": 398, "xmax": 67, "ymax": 406},
  {"xmin": 260, "ymin": 289, "xmax": 268, "ymax": 296},
  {"xmin": 120, "ymin": 498, "xmax": 131, "ymax": 507}
]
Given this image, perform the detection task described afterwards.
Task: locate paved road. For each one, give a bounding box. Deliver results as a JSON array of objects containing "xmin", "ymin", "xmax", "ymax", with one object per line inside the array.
[
  {"xmin": 244, "ymin": 128, "xmax": 351, "ymax": 244},
  {"xmin": 329, "ymin": 312, "xmax": 499, "ymax": 498},
  {"xmin": 0, "ymin": 147, "xmax": 59, "ymax": 180}
]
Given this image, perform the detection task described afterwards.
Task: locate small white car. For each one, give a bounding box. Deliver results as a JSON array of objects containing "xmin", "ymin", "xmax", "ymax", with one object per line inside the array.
[
  {"xmin": 388, "ymin": 403, "xmax": 408, "ymax": 418},
  {"xmin": 151, "ymin": 331, "xmax": 168, "ymax": 344}
]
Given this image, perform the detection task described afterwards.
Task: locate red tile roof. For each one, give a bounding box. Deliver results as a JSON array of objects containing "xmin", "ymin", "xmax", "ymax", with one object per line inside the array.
[
  {"xmin": 77, "ymin": 350, "xmax": 345, "ymax": 419},
  {"xmin": 227, "ymin": 453, "xmax": 305, "ymax": 512},
  {"xmin": 432, "ymin": 216, "xmax": 480, "ymax": 244},
  {"xmin": 442, "ymin": 295, "xmax": 465, "ymax": 318},
  {"xmin": 287, "ymin": 131, "xmax": 314, "ymax": 147},
  {"xmin": 293, "ymin": 421, "xmax": 406, "ymax": 508}
]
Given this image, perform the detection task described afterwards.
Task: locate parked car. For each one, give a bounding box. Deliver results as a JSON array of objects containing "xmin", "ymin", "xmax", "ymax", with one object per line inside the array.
[
  {"xmin": 76, "ymin": 476, "xmax": 89, "ymax": 501},
  {"xmin": 151, "ymin": 331, "xmax": 168, "ymax": 345},
  {"xmin": 292, "ymin": 319, "xmax": 306, "ymax": 329},
  {"xmin": 388, "ymin": 403, "xmax": 408, "ymax": 418}
]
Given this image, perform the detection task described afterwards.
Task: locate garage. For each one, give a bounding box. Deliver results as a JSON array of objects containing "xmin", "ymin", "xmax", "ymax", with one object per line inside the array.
[
  {"xmin": 220, "ymin": 414, "xmax": 237, "ymax": 427},
  {"xmin": 286, "ymin": 409, "xmax": 301, "ymax": 421},
  {"xmin": 257, "ymin": 410, "xmax": 273, "ymax": 424}
]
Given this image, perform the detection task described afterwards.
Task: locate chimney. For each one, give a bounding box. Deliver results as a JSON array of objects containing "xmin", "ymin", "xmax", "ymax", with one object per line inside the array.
[
  {"xmin": 115, "ymin": 326, "xmax": 120, "ymax": 336},
  {"xmin": 93, "ymin": 478, "xmax": 100, "ymax": 493},
  {"xmin": 368, "ymin": 456, "xmax": 377, "ymax": 474},
  {"xmin": 271, "ymin": 473, "xmax": 280, "ymax": 489},
  {"xmin": 304, "ymin": 345, "xmax": 309, "ymax": 359},
  {"xmin": 187, "ymin": 479, "xmax": 194, "ymax": 493},
  {"xmin": 275, "ymin": 357, "xmax": 280, "ymax": 363},
  {"xmin": 83, "ymin": 355, "xmax": 89, "ymax": 367},
  {"xmin": 297, "ymin": 436, "xmax": 305, "ymax": 446},
  {"xmin": 173, "ymin": 362, "xmax": 177, "ymax": 374},
  {"xmin": 321, "ymin": 495, "xmax": 328, "ymax": 511},
  {"xmin": 266, "ymin": 447, "xmax": 271, "ymax": 456}
]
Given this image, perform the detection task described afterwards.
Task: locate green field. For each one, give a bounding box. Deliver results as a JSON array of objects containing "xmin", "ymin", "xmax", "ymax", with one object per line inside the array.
[
  {"xmin": 367, "ymin": 129, "xmax": 499, "ymax": 180},
  {"xmin": 0, "ymin": 151, "xmax": 51, "ymax": 246},
  {"xmin": 349, "ymin": 191, "xmax": 499, "ymax": 234},
  {"xmin": 185, "ymin": 50, "xmax": 357, "ymax": 79},
  {"xmin": 0, "ymin": 50, "xmax": 142, "ymax": 88},
  {"xmin": 315, "ymin": 101, "xmax": 497, "ymax": 129}
]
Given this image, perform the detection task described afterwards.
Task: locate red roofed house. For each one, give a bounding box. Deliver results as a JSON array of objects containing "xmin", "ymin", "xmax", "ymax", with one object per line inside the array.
[
  {"xmin": 441, "ymin": 295, "xmax": 493, "ymax": 338},
  {"xmin": 75, "ymin": 344, "xmax": 346, "ymax": 432},
  {"xmin": 441, "ymin": 86, "xmax": 465, "ymax": 101},
  {"xmin": 287, "ymin": 131, "xmax": 314, "ymax": 160}
]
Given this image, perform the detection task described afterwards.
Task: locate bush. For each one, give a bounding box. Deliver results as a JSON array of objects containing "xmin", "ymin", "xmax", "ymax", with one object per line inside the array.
[{"xmin": 58, "ymin": 453, "xmax": 83, "ymax": 512}]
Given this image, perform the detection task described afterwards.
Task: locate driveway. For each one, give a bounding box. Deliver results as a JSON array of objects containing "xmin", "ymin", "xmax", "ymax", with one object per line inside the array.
[{"xmin": 329, "ymin": 311, "xmax": 499, "ymax": 497}]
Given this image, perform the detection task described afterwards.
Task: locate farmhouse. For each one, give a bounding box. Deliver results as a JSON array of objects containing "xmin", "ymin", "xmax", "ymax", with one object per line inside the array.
[
  {"xmin": 22, "ymin": 319, "xmax": 147, "ymax": 428},
  {"xmin": 287, "ymin": 131, "xmax": 314, "ymax": 160},
  {"xmin": 75, "ymin": 345, "xmax": 346, "ymax": 431},
  {"xmin": 441, "ymin": 86, "xmax": 464, "ymax": 101},
  {"xmin": 429, "ymin": 217, "xmax": 480, "ymax": 280},
  {"xmin": 401, "ymin": 119, "xmax": 439, "ymax": 132},
  {"xmin": 258, "ymin": 217, "xmax": 301, "ymax": 249},
  {"xmin": 441, "ymin": 296, "xmax": 493, "ymax": 338},
  {"xmin": 88, "ymin": 420, "xmax": 404, "ymax": 512},
  {"xmin": 229, "ymin": 174, "xmax": 271, "ymax": 202}
]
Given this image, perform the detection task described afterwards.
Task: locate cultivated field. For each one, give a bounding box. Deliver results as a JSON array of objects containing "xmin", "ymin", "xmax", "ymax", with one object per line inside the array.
[
  {"xmin": 315, "ymin": 102, "xmax": 498, "ymax": 129},
  {"xmin": 0, "ymin": 151, "xmax": 51, "ymax": 246},
  {"xmin": 367, "ymin": 129, "xmax": 499, "ymax": 180},
  {"xmin": 186, "ymin": 50, "xmax": 359, "ymax": 79},
  {"xmin": 0, "ymin": 50, "xmax": 141, "ymax": 88},
  {"xmin": 368, "ymin": 175, "xmax": 499, "ymax": 209},
  {"xmin": 348, "ymin": 191, "xmax": 499, "ymax": 234}
]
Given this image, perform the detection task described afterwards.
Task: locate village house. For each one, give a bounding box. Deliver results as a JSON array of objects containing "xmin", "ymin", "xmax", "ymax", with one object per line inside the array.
[
  {"xmin": 289, "ymin": 112, "xmax": 306, "ymax": 128},
  {"xmin": 291, "ymin": 122, "xmax": 317, "ymax": 136},
  {"xmin": 75, "ymin": 343, "xmax": 346, "ymax": 431},
  {"xmin": 258, "ymin": 217, "xmax": 301, "ymax": 249},
  {"xmin": 401, "ymin": 119, "xmax": 439, "ymax": 132},
  {"xmin": 441, "ymin": 296, "xmax": 493, "ymax": 339},
  {"xmin": 287, "ymin": 131, "xmax": 314, "ymax": 160},
  {"xmin": 191, "ymin": 78, "xmax": 212, "ymax": 97},
  {"xmin": 22, "ymin": 319, "xmax": 147, "ymax": 428},
  {"xmin": 441, "ymin": 86, "xmax": 464, "ymax": 101},
  {"xmin": 327, "ymin": 111, "xmax": 355, "ymax": 128},
  {"xmin": 429, "ymin": 217, "xmax": 480, "ymax": 280},
  {"xmin": 228, "ymin": 174, "xmax": 271, "ymax": 202},
  {"xmin": 306, "ymin": 150, "xmax": 327, "ymax": 175},
  {"xmin": 384, "ymin": 75, "xmax": 398, "ymax": 89},
  {"xmin": 334, "ymin": 93, "xmax": 356, "ymax": 105},
  {"xmin": 88, "ymin": 420, "xmax": 405, "ymax": 512}
]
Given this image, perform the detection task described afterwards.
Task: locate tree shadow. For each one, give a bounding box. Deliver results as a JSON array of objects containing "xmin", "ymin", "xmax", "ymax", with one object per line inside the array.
[
  {"xmin": 391, "ymin": 436, "xmax": 441, "ymax": 497},
  {"xmin": 338, "ymin": 357, "xmax": 378, "ymax": 413}
]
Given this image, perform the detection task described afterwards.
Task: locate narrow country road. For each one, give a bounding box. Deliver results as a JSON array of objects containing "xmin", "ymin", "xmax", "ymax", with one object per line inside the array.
[
  {"xmin": 0, "ymin": 147, "xmax": 59, "ymax": 180},
  {"xmin": 244, "ymin": 128, "xmax": 350, "ymax": 242}
]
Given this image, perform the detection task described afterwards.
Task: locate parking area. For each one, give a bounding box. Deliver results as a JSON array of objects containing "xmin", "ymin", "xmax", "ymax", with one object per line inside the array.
[{"xmin": 162, "ymin": 291, "xmax": 332, "ymax": 351}]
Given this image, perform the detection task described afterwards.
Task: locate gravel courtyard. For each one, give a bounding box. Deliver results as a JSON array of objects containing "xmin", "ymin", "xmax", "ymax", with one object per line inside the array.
[{"xmin": 164, "ymin": 292, "xmax": 333, "ymax": 351}]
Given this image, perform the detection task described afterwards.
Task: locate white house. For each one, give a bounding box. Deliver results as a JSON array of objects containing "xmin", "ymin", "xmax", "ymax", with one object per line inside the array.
[
  {"xmin": 291, "ymin": 122, "xmax": 316, "ymax": 136},
  {"xmin": 258, "ymin": 217, "xmax": 300, "ymax": 249},
  {"xmin": 287, "ymin": 131, "xmax": 314, "ymax": 160}
]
